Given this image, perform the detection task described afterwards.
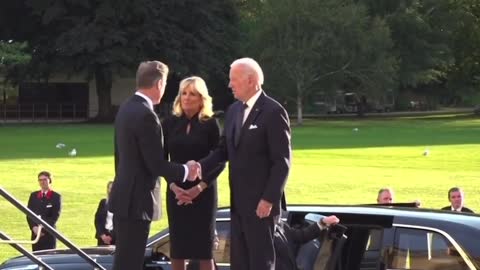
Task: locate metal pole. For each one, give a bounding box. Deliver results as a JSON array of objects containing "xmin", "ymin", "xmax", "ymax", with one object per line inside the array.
[
  {"xmin": 0, "ymin": 232, "xmax": 54, "ymax": 270},
  {"xmin": 0, "ymin": 187, "xmax": 106, "ymax": 270}
]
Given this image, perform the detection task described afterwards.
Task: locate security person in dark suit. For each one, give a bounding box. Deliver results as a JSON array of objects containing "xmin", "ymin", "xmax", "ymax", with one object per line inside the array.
[
  {"xmin": 26, "ymin": 171, "xmax": 62, "ymax": 251},
  {"xmin": 94, "ymin": 181, "xmax": 115, "ymax": 245},
  {"xmin": 196, "ymin": 58, "xmax": 291, "ymax": 270},
  {"xmin": 109, "ymin": 61, "xmax": 197, "ymax": 270},
  {"xmin": 441, "ymin": 187, "xmax": 474, "ymax": 213}
]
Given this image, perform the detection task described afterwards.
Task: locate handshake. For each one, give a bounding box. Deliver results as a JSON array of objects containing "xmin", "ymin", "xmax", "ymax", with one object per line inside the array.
[{"xmin": 171, "ymin": 160, "xmax": 203, "ymax": 206}]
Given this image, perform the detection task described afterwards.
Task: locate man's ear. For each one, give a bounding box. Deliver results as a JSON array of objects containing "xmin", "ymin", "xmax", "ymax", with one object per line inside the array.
[
  {"xmin": 157, "ymin": 79, "xmax": 166, "ymax": 96},
  {"xmin": 157, "ymin": 79, "xmax": 163, "ymax": 91}
]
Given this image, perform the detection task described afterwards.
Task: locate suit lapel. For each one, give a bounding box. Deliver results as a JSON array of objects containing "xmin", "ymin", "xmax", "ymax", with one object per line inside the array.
[
  {"xmin": 229, "ymin": 102, "xmax": 242, "ymax": 148},
  {"xmin": 229, "ymin": 92, "xmax": 266, "ymax": 148},
  {"xmin": 240, "ymin": 93, "xmax": 265, "ymax": 136}
]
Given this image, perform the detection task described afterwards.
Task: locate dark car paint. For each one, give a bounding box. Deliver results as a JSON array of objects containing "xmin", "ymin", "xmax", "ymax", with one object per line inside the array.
[{"xmin": 2, "ymin": 205, "xmax": 480, "ymax": 270}]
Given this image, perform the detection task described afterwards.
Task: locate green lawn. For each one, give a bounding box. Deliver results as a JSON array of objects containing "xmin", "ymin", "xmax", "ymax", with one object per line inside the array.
[{"xmin": 1, "ymin": 115, "xmax": 479, "ymax": 262}]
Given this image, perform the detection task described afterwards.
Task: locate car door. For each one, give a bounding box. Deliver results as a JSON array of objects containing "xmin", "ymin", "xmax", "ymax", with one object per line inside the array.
[
  {"xmin": 144, "ymin": 219, "xmax": 232, "ymax": 270},
  {"xmin": 310, "ymin": 224, "xmax": 348, "ymax": 270},
  {"xmin": 293, "ymin": 212, "xmax": 348, "ymax": 270}
]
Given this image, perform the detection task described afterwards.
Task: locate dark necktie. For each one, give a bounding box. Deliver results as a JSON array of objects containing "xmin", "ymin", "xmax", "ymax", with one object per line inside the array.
[{"xmin": 234, "ymin": 103, "xmax": 248, "ymax": 147}]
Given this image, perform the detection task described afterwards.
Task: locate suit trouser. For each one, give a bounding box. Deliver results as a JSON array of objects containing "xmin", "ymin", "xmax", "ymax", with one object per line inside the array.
[
  {"xmin": 230, "ymin": 211, "xmax": 276, "ymax": 270},
  {"xmin": 112, "ymin": 216, "xmax": 150, "ymax": 270}
]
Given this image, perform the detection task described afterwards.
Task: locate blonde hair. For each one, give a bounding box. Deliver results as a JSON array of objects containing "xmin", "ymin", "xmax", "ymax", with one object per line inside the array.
[{"xmin": 172, "ymin": 76, "xmax": 214, "ymax": 121}]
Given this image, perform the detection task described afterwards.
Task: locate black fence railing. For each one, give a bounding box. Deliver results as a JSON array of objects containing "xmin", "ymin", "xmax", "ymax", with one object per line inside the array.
[
  {"xmin": 0, "ymin": 187, "xmax": 106, "ymax": 270},
  {"xmin": 0, "ymin": 103, "xmax": 88, "ymax": 122}
]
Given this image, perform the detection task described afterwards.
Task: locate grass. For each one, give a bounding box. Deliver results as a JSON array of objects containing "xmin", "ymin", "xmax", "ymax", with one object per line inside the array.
[{"xmin": 1, "ymin": 114, "xmax": 479, "ymax": 262}]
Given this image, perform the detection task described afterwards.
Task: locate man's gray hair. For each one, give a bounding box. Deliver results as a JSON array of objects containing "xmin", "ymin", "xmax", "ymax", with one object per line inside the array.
[{"xmin": 231, "ymin": 57, "xmax": 264, "ymax": 86}]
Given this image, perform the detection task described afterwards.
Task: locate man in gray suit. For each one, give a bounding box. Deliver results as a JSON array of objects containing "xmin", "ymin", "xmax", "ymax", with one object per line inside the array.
[
  {"xmin": 191, "ymin": 58, "xmax": 292, "ymax": 270},
  {"xmin": 109, "ymin": 61, "xmax": 197, "ymax": 270}
]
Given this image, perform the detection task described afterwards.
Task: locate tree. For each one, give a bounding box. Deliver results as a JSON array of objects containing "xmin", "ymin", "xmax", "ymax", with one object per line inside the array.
[
  {"xmin": 361, "ymin": 0, "xmax": 456, "ymax": 88},
  {"xmin": 0, "ymin": 41, "xmax": 31, "ymax": 104},
  {"xmin": 246, "ymin": 0, "xmax": 397, "ymax": 124},
  {"xmin": 0, "ymin": 41, "xmax": 31, "ymax": 74},
  {"xmin": 2, "ymin": 0, "xmax": 239, "ymax": 120},
  {"xmin": 446, "ymin": 0, "xmax": 480, "ymax": 100}
]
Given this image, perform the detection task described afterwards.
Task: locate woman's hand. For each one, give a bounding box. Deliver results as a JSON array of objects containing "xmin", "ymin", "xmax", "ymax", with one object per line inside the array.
[{"xmin": 170, "ymin": 183, "xmax": 193, "ymax": 205}]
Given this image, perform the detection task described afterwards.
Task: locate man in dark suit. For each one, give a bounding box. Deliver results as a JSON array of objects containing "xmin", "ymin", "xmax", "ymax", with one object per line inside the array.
[
  {"xmin": 26, "ymin": 171, "xmax": 62, "ymax": 251},
  {"xmin": 109, "ymin": 61, "xmax": 197, "ymax": 270},
  {"xmin": 274, "ymin": 215, "xmax": 340, "ymax": 270},
  {"xmin": 193, "ymin": 58, "xmax": 291, "ymax": 270},
  {"xmin": 441, "ymin": 187, "xmax": 474, "ymax": 213}
]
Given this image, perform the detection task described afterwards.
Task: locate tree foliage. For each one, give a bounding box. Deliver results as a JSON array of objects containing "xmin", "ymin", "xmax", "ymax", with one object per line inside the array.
[
  {"xmin": 0, "ymin": 41, "xmax": 31, "ymax": 69},
  {"xmin": 245, "ymin": 0, "xmax": 397, "ymax": 124},
  {"xmin": 0, "ymin": 42, "xmax": 31, "ymax": 91},
  {"xmin": 1, "ymin": 0, "xmax": 240, "ymax": 120},
  {"xmin": 360, "ymin": 0, "xmax": 480, "ymax": 103},
  {"xmin": 446, "ymin": 0, "xmax": 480, "ymax": 96}
]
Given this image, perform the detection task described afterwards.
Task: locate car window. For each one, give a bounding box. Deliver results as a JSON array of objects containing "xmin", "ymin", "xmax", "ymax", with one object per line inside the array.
[
  {"xmin": 388, "ymin": 227, "xmax": 469, "ymax": 270},
  {"xmin": 366, "ymin": 228, "xmax": 382, "ymax": 251}
]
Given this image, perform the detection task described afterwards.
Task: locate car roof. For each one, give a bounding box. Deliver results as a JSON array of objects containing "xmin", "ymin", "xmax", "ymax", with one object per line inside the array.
[{"xmin": 216, "ymin": 204, "xmax": 480, "ymax": 229}]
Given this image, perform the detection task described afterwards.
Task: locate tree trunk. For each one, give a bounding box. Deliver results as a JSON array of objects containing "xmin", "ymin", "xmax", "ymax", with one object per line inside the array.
[
  {"xmin": 296, "ymin": 81, "xmax": 303, "ymax": 125},
  {"xmin": 94, "ymin": 64, "xmax": 113, "ymax": 122},
  {"xmin": 296, "ymin": 93, "xmax": 303, "ymax": 125}
]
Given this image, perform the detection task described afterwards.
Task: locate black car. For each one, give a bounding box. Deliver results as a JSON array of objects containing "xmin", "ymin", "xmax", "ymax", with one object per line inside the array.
[{"xmin": 2, "ymin": 205, "xmax": 480, "ymax": 270}]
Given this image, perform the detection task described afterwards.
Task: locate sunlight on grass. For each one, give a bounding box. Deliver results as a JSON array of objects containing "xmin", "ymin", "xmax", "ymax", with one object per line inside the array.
[{"xmin": 1, "ymin": 117, "xmax": 479, "ymax": 262}]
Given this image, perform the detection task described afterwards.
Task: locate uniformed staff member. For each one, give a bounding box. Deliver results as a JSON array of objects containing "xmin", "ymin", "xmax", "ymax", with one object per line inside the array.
[{"xmin": 26, "ymin": 171, "xmax": 62, "ymax": 251}]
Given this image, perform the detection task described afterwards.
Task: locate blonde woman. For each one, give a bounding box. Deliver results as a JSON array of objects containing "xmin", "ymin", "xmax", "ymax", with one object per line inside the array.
[{"xmin": 162, "ymin": 76, "xmax": 225, "ymax": 270}]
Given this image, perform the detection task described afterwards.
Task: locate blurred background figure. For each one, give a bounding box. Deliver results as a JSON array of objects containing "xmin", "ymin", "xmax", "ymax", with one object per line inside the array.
[
  {"xmin": 26, "ymin": 171, "xmax": 62, "ymax": 251},
  {"xmin": 94, "ymin": 180, "xmax": 115, "ymax": 245},
  {"xmin": 162, "ymin": 76, "xmax": 225, "ymax": 270},
  {"xmin": 377, "ymin": 187, "xmax": 394, "ymax": 204},
  {"xmin": 441, "ymin": 187, "xmax": 474, "ymax": 213}
]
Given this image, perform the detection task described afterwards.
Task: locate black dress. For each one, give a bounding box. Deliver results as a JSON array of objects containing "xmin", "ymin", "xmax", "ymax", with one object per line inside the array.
[{"xmin": 162, "ymin": 114, "xmax": 225, "ymax": 259}]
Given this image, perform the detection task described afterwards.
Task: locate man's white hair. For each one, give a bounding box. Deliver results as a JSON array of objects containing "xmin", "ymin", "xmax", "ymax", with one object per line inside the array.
[{"xmin": 231, "ymin": 57, "xmax": 264, "ymax": 86}]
